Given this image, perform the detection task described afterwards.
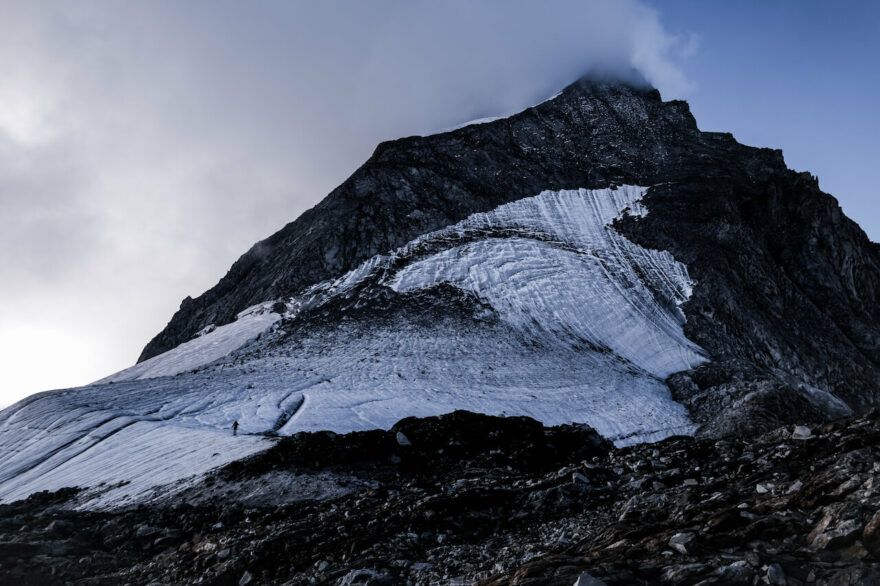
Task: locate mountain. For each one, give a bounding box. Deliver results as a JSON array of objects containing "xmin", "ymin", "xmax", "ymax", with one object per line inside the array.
[
  {"xmin": 139, "ymin": 77, "xmax": 880, "ymax": 433},
  {"xmin": 0, "ymin": 77, "xmax": 878, "ymax": 509}
]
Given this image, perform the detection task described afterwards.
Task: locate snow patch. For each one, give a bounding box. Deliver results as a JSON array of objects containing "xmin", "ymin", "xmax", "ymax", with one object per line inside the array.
[
  {"xmin": 424, "ymin": 85, "xmax": 565, "ymax": 136},
  {"xmin": 433, "ymin": 116, "xmax": 502, "ymax": 134}
]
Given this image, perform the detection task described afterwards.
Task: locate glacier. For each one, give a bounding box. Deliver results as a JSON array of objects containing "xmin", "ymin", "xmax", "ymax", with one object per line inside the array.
[{"xmin": 0, "ymin": 185, "xmax": 707, "ymax": 507}]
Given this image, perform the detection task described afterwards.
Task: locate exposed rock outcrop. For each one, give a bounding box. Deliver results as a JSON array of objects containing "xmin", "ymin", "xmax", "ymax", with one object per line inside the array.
[{"xmin": 1, "ymin": 410, "xmax": 878, "ymax": 585}]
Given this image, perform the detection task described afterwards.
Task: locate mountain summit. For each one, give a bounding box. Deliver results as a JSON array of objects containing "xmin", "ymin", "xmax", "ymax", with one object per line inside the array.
[{"xmin": 1, "ymin": 76, "xmax": 878, "ymax": 506}]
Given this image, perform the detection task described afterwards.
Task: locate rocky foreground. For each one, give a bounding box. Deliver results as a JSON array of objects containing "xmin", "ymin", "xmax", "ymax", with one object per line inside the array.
[{"xmin": 1, "ymin": 410, "xmax": 879, "ymax": 585}]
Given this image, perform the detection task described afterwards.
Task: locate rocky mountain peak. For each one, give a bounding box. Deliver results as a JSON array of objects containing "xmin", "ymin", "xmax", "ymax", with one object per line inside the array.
[{"xmin": 136, "ymin": 76, "xmax": 765, "ymax": 363}]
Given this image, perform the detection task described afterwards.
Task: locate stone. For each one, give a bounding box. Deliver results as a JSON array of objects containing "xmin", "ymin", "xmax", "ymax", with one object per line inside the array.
[
  {"xmin": 766, "ymin": 563, "xmax": 786, "ymax": 585},
  {"xmin": 239, "ymin": 571, "xmax": 254, "ymax": 586},
  {"xmin": 668, "ymin": 532, "xmax": 697, "ymax": 555},
  {"xmin": 338, "ymin": 569, "xmax": 387, "ymax": 585},
  {"xmin": 45, "ymin": 519, "xmax": 74, "ymax": 535},
  {"xmin": 791, "ymin": 426, "xmax": 814, "ymax": 441},
  {"xmin": 744, "ymin": 551, "xmax": 761, "ymax": 567},
  {"xmin": 135, "ymin": 524, "xmax": 161, "ymax": 538},
  {"xmin": 572, "ymin": 472, "xmax": 590, "ymax": 485},
  {"xmin": 2, "ymin": 407, "xmax": 880, "ymax": 586},
  {"xmin": 712, "ymin": 560, "xmax": 754, "ymax": 583},
  {"xmin": 0, "ymin": 542, "xmax": 45, "ymax": 560},
  {"xmin": 661, "ymin": 564, "xmax": 706, "ymax": 582},
  {"xmin": 863, "ymin": 510, "xmax": 880, "ymax": 554},
  {"xmin": 812, "ymin": 519, "xmax": 862, "ymax": 550},
  {"xmin": 396, "ymin": 432, "xmax": 412, "ymax": 447},
  {"xmin": 840, "ymin": 540, "xmax": 869, "ymax": 560}
]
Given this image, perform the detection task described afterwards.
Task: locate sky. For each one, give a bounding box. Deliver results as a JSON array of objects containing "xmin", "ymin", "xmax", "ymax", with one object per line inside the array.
[{"xmin": 0, "ymin": 1, "xmax": 877, "ymax": 408}]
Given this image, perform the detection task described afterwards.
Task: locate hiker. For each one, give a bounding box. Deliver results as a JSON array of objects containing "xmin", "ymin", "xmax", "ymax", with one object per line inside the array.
[{"xmin": 232, "ymin": 420, "xmax": 239, "ymax": 436}]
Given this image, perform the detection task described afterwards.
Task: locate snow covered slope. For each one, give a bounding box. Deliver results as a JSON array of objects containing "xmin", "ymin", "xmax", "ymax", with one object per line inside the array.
[
  {"xmin": 0, "ymin": 186, "xmax": 706, "ymax": 507},
  {"xmin": 97, "ymin": 302, "xmax": 283, "ymax": 383}
]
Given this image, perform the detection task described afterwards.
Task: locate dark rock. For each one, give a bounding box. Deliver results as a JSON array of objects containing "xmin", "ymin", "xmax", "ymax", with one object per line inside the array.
[
  {"xmin": 668, "ymin": 532, "xmax": 697, "ymax": 555},
  {"xmin": 0, "ymin": 541, "xmax": 45, "ymax": 560},
  {"xmin": 791, "ymin": 426, "xmax": 814, "ymax": 441},
  {"xmin": 766, "ymin": 563, "xmax": 786, "ymax": 585},
  {"xmin": 134, "ymin": 524, "xmax": 161, "ymax": 538},
  {"xmin": 863, "ymin": 510, "xmax": 880, "ymax": 555},
  {"xmin": 1, "ymin": 409, "xmax": 879, "ymax": 585},
  {"xmin": 811, "ymin": 518, "xmax": 862, "ymax": 550},
  {"xmin": 395, "ymin": 432, "xmax": 411, "ymax": 447},
  {"xmin": 338, "ymin": 568, "xmax": 394, "ymax": 585},
  {"xmin": 711, "ymin": 560, "xmax": 754, "ymax": 583}
]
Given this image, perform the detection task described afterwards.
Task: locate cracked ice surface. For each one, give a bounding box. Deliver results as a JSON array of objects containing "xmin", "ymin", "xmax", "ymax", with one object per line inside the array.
[
  {"xmin": 0, "ymin": 186, "xmax": 707, "ymax": 507},
  {"xmin": 387, "ymin": 186, "xmax": 702, "ymax": 378}
]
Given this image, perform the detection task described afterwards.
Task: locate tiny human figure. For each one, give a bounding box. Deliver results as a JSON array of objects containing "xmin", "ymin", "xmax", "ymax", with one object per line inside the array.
[{"xmin": 232, "ymin": 420, "xmax": 239, "ymax": 436}]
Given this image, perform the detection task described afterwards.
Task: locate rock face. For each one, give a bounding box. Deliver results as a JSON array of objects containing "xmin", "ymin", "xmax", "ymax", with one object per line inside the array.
[
  {"xmin": 619, "ymin": 163, "xmax": 880, "ymax": 435},
  {"xmin": 2, "ymin": 409, "xmax": 879, "ymax": 585},
  {"xmin": 139, "ymin": 76, "xmax": 880, "ymax": 436}
]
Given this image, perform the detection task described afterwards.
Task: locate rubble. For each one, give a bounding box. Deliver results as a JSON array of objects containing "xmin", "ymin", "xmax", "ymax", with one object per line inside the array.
[{"xmin": 0, "ymin": 410, "xmax": 878, "ymax": 585}]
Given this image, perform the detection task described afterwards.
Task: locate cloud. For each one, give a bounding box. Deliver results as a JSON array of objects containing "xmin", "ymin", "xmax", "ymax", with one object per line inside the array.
[{"xmin": 0, "ymin": 0, "xmax": 694, "ymax": 405}]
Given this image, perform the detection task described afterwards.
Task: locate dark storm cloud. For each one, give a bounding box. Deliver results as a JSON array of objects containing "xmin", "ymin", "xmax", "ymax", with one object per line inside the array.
[{"xmin": 0, "ymin": 0, "xmax": 695, "ymax": 404}]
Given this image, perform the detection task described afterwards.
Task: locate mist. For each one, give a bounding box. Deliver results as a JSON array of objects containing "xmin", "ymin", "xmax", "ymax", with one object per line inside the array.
[{"xmin": 0, "ymin": 0, "xmax": 698, "ymax": 406}]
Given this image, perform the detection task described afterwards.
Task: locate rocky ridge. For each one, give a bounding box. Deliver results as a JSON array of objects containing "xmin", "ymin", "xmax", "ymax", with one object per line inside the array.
[{"xmin": 1, "ymin": 410, "xmax": 879, "ymax": 585}]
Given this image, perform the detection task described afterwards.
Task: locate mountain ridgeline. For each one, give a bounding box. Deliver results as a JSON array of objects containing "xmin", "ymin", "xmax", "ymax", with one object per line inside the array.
[{"xmin": 141, "ymin": 77, "xmax": 880, "ymax": 435}]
